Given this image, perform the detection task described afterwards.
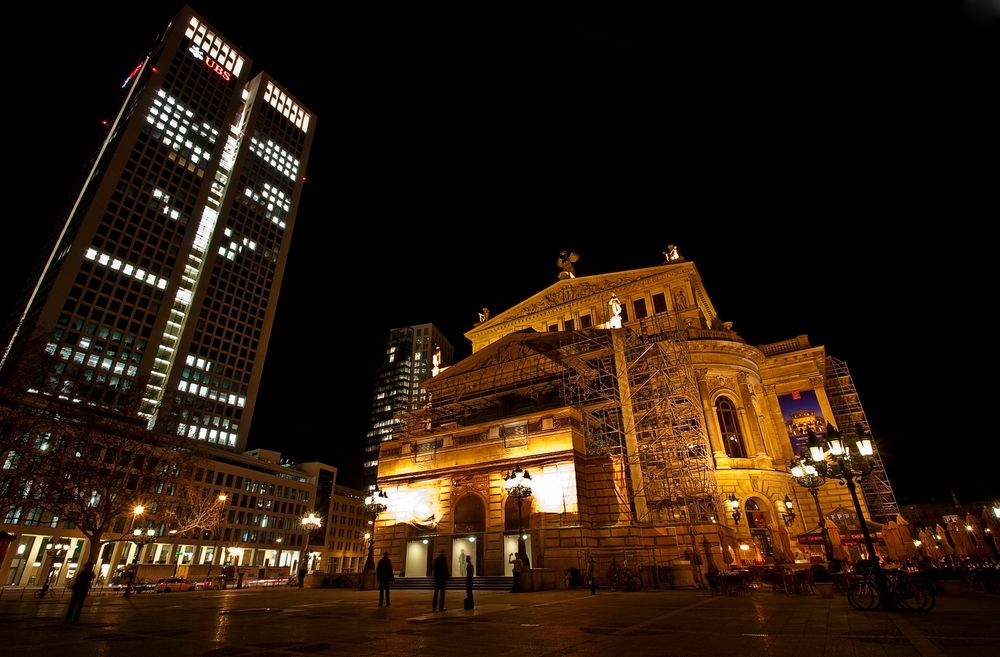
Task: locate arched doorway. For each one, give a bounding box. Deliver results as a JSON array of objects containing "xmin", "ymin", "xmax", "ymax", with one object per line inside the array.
[
  {"xmin": 452, "ymin": 495, "xmax": 485, "ymax": 577},
  {"xmin": 745, "ymin": 498, "xmax": 774, "ymax": 561}
]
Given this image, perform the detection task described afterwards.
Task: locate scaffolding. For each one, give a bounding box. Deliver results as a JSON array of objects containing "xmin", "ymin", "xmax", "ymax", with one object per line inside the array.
[
  {"xmin": 559, "ymin": 313, "xmax": 718, "ymax": 528},
  {"xmin": 400, "ymin": 300, "xmax": 720, "ymax": 538},
  {"xmin": 824, "ymin": 355, "xmax": 899, "ymax": 523}
]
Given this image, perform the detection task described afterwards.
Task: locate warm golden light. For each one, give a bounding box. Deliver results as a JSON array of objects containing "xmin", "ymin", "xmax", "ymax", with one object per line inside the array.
[
  {"xmin": 301, "ymin": 512, "xmax": 322, "ymax": 529},
  {"xmin": 133, "ymin": 505, "xmax": 145, "ymax": 516},
  {"xmin": 218, "ymin": 493, "xmax": 228, "ymax": 502}
]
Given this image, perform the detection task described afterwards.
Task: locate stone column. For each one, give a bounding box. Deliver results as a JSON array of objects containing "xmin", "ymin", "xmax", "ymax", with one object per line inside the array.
[{"xmin": 611, "ymin": 329, "xmax": 648, "ymax": 522}]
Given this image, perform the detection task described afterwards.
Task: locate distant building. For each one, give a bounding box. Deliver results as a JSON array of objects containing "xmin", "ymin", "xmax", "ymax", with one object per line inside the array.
[
  {"xmin": 0, "ymin": 6, "xmax": 314, "ymax": 452},
  {"xmin": 364, "ymin": 324, "xmax": 453, "ymax": 489},
  {"xmin": 324, "ymin": 485, "xmax": 369, "ymax": 573},
  {"xmin": 1, "ymin": 443, "xmax": 337, "ymax": 588},
  {"xmin": 373, "ymin": 258, "xmax": 897, "ymax": 582}
]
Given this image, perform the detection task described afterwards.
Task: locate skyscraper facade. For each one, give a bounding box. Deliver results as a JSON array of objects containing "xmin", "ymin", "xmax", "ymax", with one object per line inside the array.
[
  {"xmin": 0, "ymin": 8, "xmax": 314, "ymax": 451},
  {"xmin": 364, "ymin": 324, "xmax": 453, "ymax": 488}
]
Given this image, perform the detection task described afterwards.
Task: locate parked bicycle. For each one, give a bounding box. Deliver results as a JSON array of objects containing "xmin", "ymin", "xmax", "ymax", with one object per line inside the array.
[
  {"xmin": 608, "ymin": 561, "xmax": 642, "ymax": 592},
  {"xmin": 847, "ymin": 567, "xmax": 935, "ymax": 611}
]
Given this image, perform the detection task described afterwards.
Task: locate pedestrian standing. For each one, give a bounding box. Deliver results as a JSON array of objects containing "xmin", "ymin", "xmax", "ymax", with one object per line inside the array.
[
  {"xmin": 376, "ymin": 551, "xmax": 393, "ymax": 606},
  {"xmin": 65, "ymin": 562, "xmax": 96, "ymax": 623},
  {"xmin": 586, "ymin": 555, "xmax": 596, "ymax": 595},
  {"xmin": 464, "ymin": 555, "xmax": 475, "ymax": 609},
  {"xmin": 432, "ymin": 550, "xmax": 449, "ymax": 611},
  {"xmin": 511, "ymin": 553, "xmax": 524, "ymax": 592},
  {"xmin": 297, "ymin": 564, "xmax": 307, "ymax": 588}
]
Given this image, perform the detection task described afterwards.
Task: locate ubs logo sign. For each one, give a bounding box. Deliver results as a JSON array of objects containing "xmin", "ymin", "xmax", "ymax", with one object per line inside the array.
[{"xmin": 189, "ymin": 45, "xmax": 233, "ymax": 82}]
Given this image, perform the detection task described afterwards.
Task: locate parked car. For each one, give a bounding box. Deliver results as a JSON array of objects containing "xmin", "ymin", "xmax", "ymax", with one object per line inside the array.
[
  {"xmin": 201, "ymin": 575, "xmax": 227, "ymax": 590},
  {"xmin": 155, "ymin": 577, "xmax": 197, "ymax": 592}
]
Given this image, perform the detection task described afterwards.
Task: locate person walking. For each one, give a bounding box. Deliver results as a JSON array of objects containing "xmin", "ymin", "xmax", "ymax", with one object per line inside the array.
[
  {"xmin": 586, "ymin": 555, "xmax": 596, "ymax": 595},
  {"xmin": 432, "ymin": 550, "xmax": 449, "ymax": 611},
  {"xmin": 376, "ymin": 551, "xmax": 393, "ymax": 606},
  {"xmin": 464, "ymin": 555, "xmax": 475, "ymax": 609},
  {"xmin": 65, "ymin": 562, "xmax": 96, "ymax": 623}
]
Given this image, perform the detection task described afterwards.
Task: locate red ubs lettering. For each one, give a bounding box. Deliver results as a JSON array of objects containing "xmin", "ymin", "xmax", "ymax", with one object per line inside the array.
[{"xmin": 204, "ymin": 55, "xmax": 232, "ymax": 81}]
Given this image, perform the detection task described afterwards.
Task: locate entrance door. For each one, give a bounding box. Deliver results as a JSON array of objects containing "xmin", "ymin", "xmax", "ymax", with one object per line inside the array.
[
  {"xmin": 452, "ymin": 536, "xmax": 478, "ymax": 577},
  {"xmin": 404, "ymin": 540, "xmax": 429, "ymax": 578}
]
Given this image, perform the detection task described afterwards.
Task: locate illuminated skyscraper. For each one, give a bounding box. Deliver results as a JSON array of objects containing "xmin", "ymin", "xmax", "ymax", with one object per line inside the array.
[
  {"xmin": 364, "ymin": 324, "xmax": 453, "ymax": 488},
  {"xmin": 0, "ymin": 8, "xmax": 314, "ymax": 451}
]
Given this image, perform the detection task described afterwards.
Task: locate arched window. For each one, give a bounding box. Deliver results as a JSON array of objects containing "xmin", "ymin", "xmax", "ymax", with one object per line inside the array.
[
  {"xmin": 453, "ymin": 495, "xmax": 486, "ymax": 533},
  {"xmin": 716, "ymin": 396, "xmax": 747, "ymax": 459}
]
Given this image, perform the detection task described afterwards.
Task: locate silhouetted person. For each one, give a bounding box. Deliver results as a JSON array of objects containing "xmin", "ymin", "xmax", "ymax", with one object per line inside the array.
[
  {"xmin": 511, "ymin": 553, "xmax": 524, "ymax": 592},
  {"xmin": 65, "ymin": 562, "xmax": 95, "ymax": 623},
  {"xmin": 464, "ymin": 555, "xmax": 474, "ymax": 609},
  {"xmin": 586, "ymin": 555, "xmax": 596, "ymax": 595},
  {"xmin": 432, "ymin": 550, "xmax": 449, "ymax": 611},
  {"xmin": 376, "ymin": 551, "xmax": 393, "ymax": 606},
  {"xmin": 297, "ymin": 564, "xmax": 307, "ymax": 588}
]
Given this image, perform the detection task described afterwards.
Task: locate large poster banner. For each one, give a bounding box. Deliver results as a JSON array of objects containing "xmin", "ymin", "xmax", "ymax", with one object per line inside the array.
[{"xmin": 777, "ymin": 389, "xmax": 829, "ymax": 456}]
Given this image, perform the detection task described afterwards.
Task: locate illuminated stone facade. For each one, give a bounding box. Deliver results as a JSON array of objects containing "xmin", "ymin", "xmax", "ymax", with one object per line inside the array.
[{"xmin": 375, "ymin": 258, "xmax": 880, "ymax": 585}]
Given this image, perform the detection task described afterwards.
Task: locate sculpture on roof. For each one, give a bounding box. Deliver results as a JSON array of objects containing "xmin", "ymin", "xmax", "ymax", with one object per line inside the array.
[
  {"xmin": 557, "ymin": 251, "xmax": 580, "ymax": 279},
  {"xmin": 608, "ymin": 293, "xmax": 623, "ymax": 329},
  {"xmin": 477, "ymin": 307, "xmax": 490, "ymax": 323},
  {"xmin": 664, "ymin": 245, "xmax": 683, "ymax": 263}
]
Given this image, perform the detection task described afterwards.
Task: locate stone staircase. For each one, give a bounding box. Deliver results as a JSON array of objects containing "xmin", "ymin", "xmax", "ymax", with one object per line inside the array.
[{"xmin": 390, "ymin": 576, "xmax": 512, "ymax": 591}]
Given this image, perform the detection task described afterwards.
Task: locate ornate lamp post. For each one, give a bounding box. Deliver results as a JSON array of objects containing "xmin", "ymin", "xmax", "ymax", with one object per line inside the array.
[
  {"xmin": 790, "ymin": 441, "xmax": 834, "ymax": 562},
  {"xmin": 504, "ymin": 465, "xmax": 533, "ymax": 565},
  {"xmin": 362, "ymin": 488, "xmax": 388, "ymax": 571},
  {"xmin": 726, "ymin": 492, "xmax": 741, "ymax": 524},
  {"xmin": 124, "ymin": 528, "xmax": 157, "ymax": 597},
  {"xmin": 781, "ymin": 495, "xmax": 797, "ymax": 526},
  {"xmin": 796, "ymin": 424, "xmax": 890, "ymax": 609},
  {"xmin": 301, "ymin": 512, "xmax": 323, "ymax": 574},
  {"xmin": 37, "ymin": 539, "xmax": 71, "ymax": 598}
]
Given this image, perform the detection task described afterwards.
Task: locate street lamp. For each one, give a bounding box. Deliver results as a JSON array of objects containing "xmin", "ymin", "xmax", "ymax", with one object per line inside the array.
[
  {"xmin": 124, "ymin": 528, "xmax": 157, "ymax": 597},
  {"xmin": 130, "ymin": 505, "xmax": 145, "ymax": 531},
  {"xmin": 726, "ymin": 492, "xmax": 741, "ymax": 524},
  {"xmin": 205, "ymin": 493, "xmax": 229, "ymax": 579},
  {"xmin": 781, "ymin": 495, "xmax": 796, "ymax": 526},
  {"xmin": 789, "ymin": 437, "xmax": 835, "ymax": 562},
  {"xmin": 301, "ymin": 512, "xmax": 323, "ymax": 574},
  {"xmin": 797, "ymin": 424, "xmax": 890, "ymax": 609},
  {"xmin": 362, "ymin": 487, "xmax": 388, "ymax": 571},
  {"xmin": 504, "ymin": 465, "xmax": 533, "ymax": 565},
  {"xmin": 37, "ymin": 539, "xmax": 71, "ymax": 599}
]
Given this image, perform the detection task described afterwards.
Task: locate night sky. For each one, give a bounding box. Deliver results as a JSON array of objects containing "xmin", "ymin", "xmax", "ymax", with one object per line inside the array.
[{"xmin": 4, "ymin": 3, "xmax": 996, "ymax": 501}]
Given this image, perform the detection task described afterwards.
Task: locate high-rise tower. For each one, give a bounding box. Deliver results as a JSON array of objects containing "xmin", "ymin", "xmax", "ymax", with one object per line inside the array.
[
  {"xmin": 0, "ymin": 7, "xmax": 314, "ymax": 451},
  {"xmin": 364, "ymin": 324, "xmax": 453, "ymax": 488}
]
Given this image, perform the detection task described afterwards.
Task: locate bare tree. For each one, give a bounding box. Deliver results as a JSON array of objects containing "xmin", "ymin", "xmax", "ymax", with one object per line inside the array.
[
  {"xmin": 0, "ymin": 395, "xmax": 45, "ymax": 521},
  {"xmin": 28, "ymin": 401, "xmax": 189, "ymax": 566},
  {"xmin": 1, "ymin": 336, "xmax": 193, "ymax": 568},
  {"xmin": 161, "ymin": 477, "xmax": 229, "ymax": 537}
]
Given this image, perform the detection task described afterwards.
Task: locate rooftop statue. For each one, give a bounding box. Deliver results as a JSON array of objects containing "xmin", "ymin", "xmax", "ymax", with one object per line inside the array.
[
  {"xmin": 557, "ymin": 251, "xmax": 580, "ymax": 279},
  {"xmin": 664, "ymin": 245, "xmax": 683, "ymax": 263}
]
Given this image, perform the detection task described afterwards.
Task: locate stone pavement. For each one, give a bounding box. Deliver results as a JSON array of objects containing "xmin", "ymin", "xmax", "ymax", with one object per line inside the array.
[{"xmin": 2, "ymin": 586, "xmax": 998, "ymax": 657}]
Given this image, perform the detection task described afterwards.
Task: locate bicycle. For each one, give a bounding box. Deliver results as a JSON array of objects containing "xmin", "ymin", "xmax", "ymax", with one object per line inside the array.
[
  {"xmin": 847, "ymin": 567, "xmax": 935, "ymax": 611},
  {"xmin": 609, "ymin": 564, "xmax": 642, "ymax": 592}
]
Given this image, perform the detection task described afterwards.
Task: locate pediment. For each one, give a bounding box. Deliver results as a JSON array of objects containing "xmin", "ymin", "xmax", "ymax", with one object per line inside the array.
[{"xmin": 468, "ymin": 264, "xmax": 691, "ymax": 336}]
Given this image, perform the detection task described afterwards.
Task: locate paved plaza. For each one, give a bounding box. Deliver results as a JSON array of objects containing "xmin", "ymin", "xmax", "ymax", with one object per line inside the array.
[{"xmin": 3, "ymin": 586, "xmax": 999, "ymax": 657}]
